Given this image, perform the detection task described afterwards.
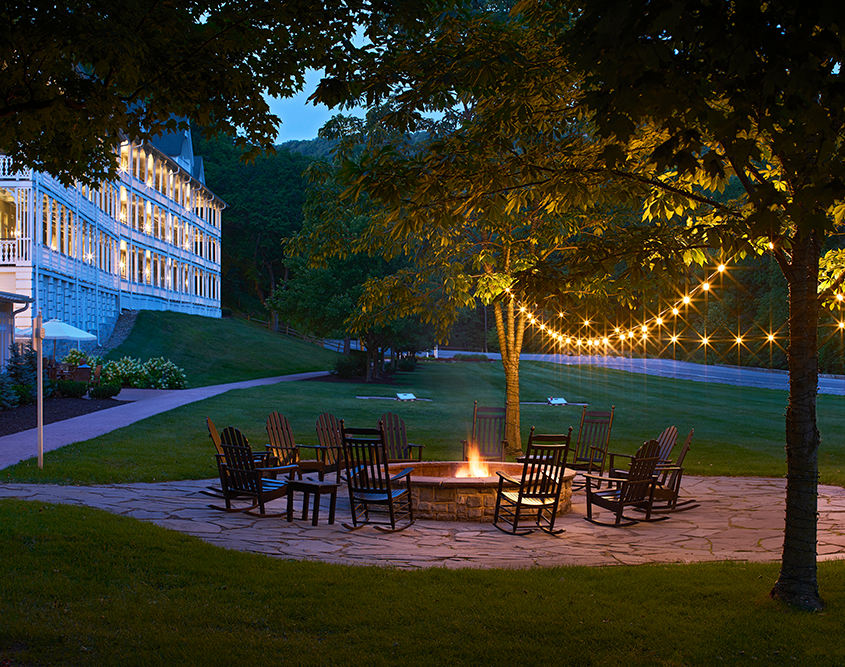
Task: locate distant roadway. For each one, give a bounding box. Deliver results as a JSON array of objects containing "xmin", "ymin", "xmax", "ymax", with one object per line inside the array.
[{"xmin": 434, "ymin": 350, "xmax": 845, "ymax": 396}]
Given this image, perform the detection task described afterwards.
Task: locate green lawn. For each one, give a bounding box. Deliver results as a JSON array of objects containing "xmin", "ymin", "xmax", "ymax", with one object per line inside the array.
[
  {"xmin": 3, "ymin": 316, "xmax": 844, "ymax": 664},
  {"xmin": 104, "ymin": 310, "xmax": 341, "ymax": 387},
  {"xmin": 1, "ymin": 499, "xmax": 844, "ymax": 666},
  {"xmin": 4, "ymin": 359, "xmax": 845, "ymax": 486}
]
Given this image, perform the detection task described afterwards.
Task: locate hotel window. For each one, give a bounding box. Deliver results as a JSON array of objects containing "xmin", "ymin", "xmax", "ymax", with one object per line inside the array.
[{"xmin": 0, "ymin": 189, "xmax": 15, "ymax": 239}]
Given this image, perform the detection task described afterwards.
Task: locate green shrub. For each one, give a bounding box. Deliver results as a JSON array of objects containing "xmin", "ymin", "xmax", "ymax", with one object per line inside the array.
[
  {"xmin": 396, "ymin": 355, "xmax": 418, "ymax": 372},
  {"xmin": 7, "ymin": 343, "xmax": 38, "ymax": 402},
  {"xmin": 12, "ymin": 384, "xmax": 33, "ymax": 404},
  {"xmin": 0, "ymin": 372, "xmax": 19, "ymax": 410},
  {"xmin": 333, "ymin": 351, "xmax": 366, "ymax": 378},
  {"xmin": 452, "ymin": 353, "xmax": 491, "ymax": 362},
  {"xmin": 56, "ymin": 380, "xmax": 89, "ymax": 398},
  {"xmin": 89, "ymin": 383, "xmax": 121, "ymax": 399}
]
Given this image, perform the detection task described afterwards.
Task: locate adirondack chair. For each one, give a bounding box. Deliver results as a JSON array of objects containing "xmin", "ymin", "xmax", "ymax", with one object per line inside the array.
[
  {"xmin": 461, "ymin": 401, "xmax": 508, "ymax": 461},
  {"xmin": 208, "ymin": 440, "xmax": 298, "ymax": 517},
  {"xmin": 315, "ymin": 412, "xmax": 345, "ymax": 483},
  {"xmin": 650, "ymin": 429, "xmax": 699, "ymax": 512},
  {"xmin": 570, "ymin": 406, "xmax": 615, "ymax": 488},
  {"xmin": 493, "ymin": 427, "xmax": 573, "ymax": 535},
  {"xmin": 266, "ymin": 411, "xmax": 327, "ymax": 480},
  {"xmin": 583, "ymin": 439, "xmax": 668, "ymax": 526},
  {"xmin": 340, "ymin": 420, "xmax": 414, "ymax": 532},
  {"xmin": 379, "ymin": 412, "xmax": 424, "ymax": 462}
]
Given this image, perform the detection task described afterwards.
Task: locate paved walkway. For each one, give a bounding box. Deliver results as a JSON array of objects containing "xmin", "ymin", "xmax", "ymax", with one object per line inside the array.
[
  {"xmin": 3, "ymin": 475, "xmax": 845, "ymax": 569},
  {"xmin": 0, "ymin": 371, "xmax": 330, "ymax": 471}
]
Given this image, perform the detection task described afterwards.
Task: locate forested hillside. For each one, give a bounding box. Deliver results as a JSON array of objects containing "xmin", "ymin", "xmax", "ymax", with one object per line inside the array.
[{"xmin": 193, "ymin": 132, "xmax": 314, "ymax": 315}]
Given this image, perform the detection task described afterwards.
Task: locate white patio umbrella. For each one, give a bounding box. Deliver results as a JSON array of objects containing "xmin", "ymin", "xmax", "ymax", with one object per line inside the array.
[{"xmin": 39, "ymin": 319, "xmax": 97, "ymax": 359}]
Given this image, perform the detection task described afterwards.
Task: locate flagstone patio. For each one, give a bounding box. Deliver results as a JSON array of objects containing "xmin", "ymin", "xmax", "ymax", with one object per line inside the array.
[{"xmin": 3, "ymin": 475, "xmax": 845, "ymax": 569}]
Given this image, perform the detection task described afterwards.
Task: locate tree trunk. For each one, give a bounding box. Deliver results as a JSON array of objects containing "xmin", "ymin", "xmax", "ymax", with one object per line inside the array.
[
  {"xmin": 364, "ymin": 332, "xmax": 375, "ymax": 383},
  {"xmin": 770, "ymin": 231, "xmax": 823, "ymax": 610},
  {"xmin": 493, "ymin": 299, "xmax": 526, "ymax": 456}
]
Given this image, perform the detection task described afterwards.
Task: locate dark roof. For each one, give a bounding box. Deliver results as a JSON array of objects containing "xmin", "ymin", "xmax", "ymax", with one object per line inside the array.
[
  {"xmin": 150, "ymin": 130, "xmax": 187, "ymax": 157},
  {"xmin": 0, "ymin": 291, "xmax": 32, "ymax": 303}
]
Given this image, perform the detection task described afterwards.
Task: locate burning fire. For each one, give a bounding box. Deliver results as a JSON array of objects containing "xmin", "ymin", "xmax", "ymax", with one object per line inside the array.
[{"xmin": 455, "ymin": 445, "xmax": 489, "ymax": 478}]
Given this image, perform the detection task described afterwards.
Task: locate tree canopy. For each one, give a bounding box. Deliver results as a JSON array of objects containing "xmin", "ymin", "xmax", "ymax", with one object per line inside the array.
[
  {"xmin": 0, "ymin": 0, "xmax": 426, "ymax": 184},
  {"xmin": 313, "ymin": 0, "xmax": 845, "ymax": 609}
]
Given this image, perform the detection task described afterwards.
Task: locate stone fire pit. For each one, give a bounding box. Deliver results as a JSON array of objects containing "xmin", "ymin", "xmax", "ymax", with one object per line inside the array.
[{"xmin": 388, "ymin": 461, "xmax": 576, "ymax": 521}]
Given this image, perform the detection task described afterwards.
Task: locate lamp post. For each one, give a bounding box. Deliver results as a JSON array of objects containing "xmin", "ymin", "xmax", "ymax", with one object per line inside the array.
[{"xmin": 32, "ymin": 311, "xmax": 44, "ymax": 468}]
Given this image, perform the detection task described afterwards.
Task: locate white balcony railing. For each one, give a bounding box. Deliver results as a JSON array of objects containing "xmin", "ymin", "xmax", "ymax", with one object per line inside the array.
[
  {"xmin": 0, "ymin": 156, "xmax": 32, "ymax": 180},
  {"xmin": 0, "ymin": 239, "xmax": 17, "ymax": 263}
]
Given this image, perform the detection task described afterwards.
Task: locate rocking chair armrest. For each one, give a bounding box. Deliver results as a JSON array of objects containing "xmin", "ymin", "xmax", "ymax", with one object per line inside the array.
[
  {"xmin": 606, "ymin": 451, "xmax": 633, "ymax": 472},
  {"xmin": 495, "ymin": 471, "xmax": 521, "ymax": 486},
  {"xmin": 390, "ymin": 467, "xmax": 414, "ymax": 482},
  {"xmin": 407, "ymin": 443, "xmax": 424, "ymax": 461},
  {"xmin": 298, "ymin": 444, "xmax": 328, "ymax": 462},
  {"xmin": 261, "ymin": 464, "xmax": 299, "ymax": 476},
  {"xmin": 583, "ymin": 472, "xmax": 627, "ymax": 488}
]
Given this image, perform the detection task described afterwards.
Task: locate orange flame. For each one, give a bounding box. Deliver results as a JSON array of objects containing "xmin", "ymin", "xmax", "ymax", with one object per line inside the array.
[{"xmin": 455, "ymin": 444, "xmax": 489, "ymax": 478}]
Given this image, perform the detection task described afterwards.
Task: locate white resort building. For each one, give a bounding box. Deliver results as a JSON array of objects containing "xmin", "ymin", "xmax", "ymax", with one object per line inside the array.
[{"xmin": 0, "ymin": 128, "xmax": 223, "ymax": 360}]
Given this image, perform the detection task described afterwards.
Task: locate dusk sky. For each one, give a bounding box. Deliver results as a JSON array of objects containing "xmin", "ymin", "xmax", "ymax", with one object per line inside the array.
[{"xmin": 267, "ymin": 70, "xmax": 366, "ymax": 144}]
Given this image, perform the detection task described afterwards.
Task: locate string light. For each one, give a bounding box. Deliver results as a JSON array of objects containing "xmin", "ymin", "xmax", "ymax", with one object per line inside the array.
[{"xmin": 509, "ymin": 264, "xmax": 845, "ymax": 359}]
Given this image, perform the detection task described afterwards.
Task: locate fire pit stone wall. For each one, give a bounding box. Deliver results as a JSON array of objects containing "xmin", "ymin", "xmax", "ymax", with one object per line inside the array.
[{"xmin": 388, "ymin": 461, "xmax": 576, "ymax": 521}]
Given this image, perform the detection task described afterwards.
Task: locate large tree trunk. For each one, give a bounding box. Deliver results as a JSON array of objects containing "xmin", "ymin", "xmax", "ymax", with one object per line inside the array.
[
  {"xmin": 493, "ymin": 299, "xmax": 526, "ymax": 456},
  {"xmin": 771, "ymin": 231, "xmax": 823, "ymax": 610}
]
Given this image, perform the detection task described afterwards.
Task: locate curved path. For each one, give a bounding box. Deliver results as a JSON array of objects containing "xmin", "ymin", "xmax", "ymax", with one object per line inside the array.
[
  {"xmin": 0, "ymin": 371, "xmax": 330, "ymax": 471},
  {"xmin": 2, "ymin": 475, "xmax": 845, "ymax": 569}
]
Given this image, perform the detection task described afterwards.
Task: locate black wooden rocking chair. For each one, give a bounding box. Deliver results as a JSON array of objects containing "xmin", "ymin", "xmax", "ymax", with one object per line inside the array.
[
  {"xmin": 208, "ymin": 440, "xmax": 297, "ymax": 517},
  {"xmin": 649, "ymin": 429, "xmax": 699, "ymax": 512},
  {"xmin": 584, "ymin": 439, "xmax": 668, "ymax": 527},
  {"xmin": 341, "ymin": 420, "xmax": 415, "ymax": 532},
  {"xmin": 492, "ymin": 427, "xmax": 573, "ymax": 535},
  {"xmin": 570, "ymin": 406, "xmax": 615, "ymax": 488}
]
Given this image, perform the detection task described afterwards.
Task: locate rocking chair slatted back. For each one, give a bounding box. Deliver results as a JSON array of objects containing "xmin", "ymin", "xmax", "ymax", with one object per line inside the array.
[
  {"xmin": 206, "ymin": 416, "xmax": 223, "ymax": 455},
  {"xmin": 266, "ymin": 411, "xmax": 300, "ymax": 467},
  {"xmin": 342, "ymin": 423, "xmax": 391, "ymax": 492},
  {"xmin": 572, "ymin": 406, "xmax": 615, "ymax": 473},
  {"xmin": 220, "ymin": 442, "xmax": 261, "ymax": 495},
  {"xmin": 379, "ymin": 412, "xmax": 424, "ymax": 462},
  {"xmin": 462, "ymin": 401, "xmax": 507, "ymax": 461},
  {"xmin": 654, "ymin": 426, "xmax": 678, "ymax": 462},
  {"xmin": 516, "ymin": 431, "xmax": 573, "ymax": 500},
  {"xmin": 315, "ymin": 412, "xmax": 344, "ymax": 482},
  {"xmin": 619, "ymin": 439, "xmax": 661, "ymax": 503}
]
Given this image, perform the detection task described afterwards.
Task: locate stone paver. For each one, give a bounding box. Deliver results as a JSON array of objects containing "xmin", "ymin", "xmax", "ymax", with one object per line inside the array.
[{"xmin": 3, "ymin": 475, "xmax": 845, "ymax": 569}]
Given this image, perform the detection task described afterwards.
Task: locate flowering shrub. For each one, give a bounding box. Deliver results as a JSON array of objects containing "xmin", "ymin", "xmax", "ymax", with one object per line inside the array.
[
  {"xmin": 62, "ymin": 349, "xmax": 89, "ymax": 366},
  {"xmin": 143, "ymin": 357, "xmax": 187, "ymax": 390},
  {"xmin": 101, "ymin": 356, "xmax": 187, "ymax": 389}
]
